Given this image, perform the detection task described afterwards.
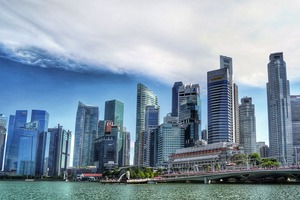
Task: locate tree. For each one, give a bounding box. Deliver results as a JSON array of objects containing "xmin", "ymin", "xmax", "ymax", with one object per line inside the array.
[
  {"xmin": 248, "ymin": 153, "xmax": 262, "ymax": 166},
  {"xmin": 231, "ymin": 153, "xmax": 247, "ymax": 166}
]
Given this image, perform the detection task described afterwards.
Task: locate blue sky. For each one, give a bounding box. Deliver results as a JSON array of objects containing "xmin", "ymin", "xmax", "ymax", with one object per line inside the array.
[{"xmin": 1, "ymin": 1, "xmax": 300, "ymax": 164}]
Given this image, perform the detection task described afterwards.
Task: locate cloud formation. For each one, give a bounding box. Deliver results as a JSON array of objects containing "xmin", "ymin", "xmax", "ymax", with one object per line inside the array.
[{"xmin": 1, "ymin": 0, "xmax": 300, "ymax": 87}]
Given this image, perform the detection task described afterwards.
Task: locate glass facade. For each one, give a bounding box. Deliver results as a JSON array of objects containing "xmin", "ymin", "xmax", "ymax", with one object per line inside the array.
[
  {"xmin": 104, "ymin": 100, "xmax": 124, "ymax": 166},
  {"xmin": 171, "ymin": 81, "xmax": 183, "ymax": 117},
  {"xmin": 239, "ymin": 97, "xmax": 256, "ymax": 156},
  {"xmin": 73, "ymin": 101, "xmax": 99, "ymax": 167},
  {"xmin": 291, "ymin": 95, "xmax": 300, "ymax": 163},
  {"xmin": 178, "ymin": 84, "xmax": 201, "ymax": 147},
  {"xmin": 207, "ymin": 67, "xmax": 233, "ymax": 144},
  {"xmin": 134, "ymin": 83, "xmax": 158, "ymax": 166},
  {"xmin": 267, "ymin": 52, "xmax": 293, "ymax": 164},
  {"xmin": 0, "ymin": 114, "xmax": 7, "ymax": 171}
]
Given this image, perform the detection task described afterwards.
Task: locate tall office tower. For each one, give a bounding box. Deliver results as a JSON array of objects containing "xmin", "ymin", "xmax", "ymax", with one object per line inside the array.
[
  {"xmin": 104, "ymin": 99, "xmax": 124, "ymax": 166},
  {"xmin": 233, "ymin": 84, "xmax": 240, "ymax": 144},
  {"xmin": 48, "ymin": 125, "xmax": 72, "ymax": 177},
  {"xmin": 94, "ymin": 121, "xmax": 118, "ymax": 172},
  {"xmin": 239, "ymin": 97, "xmax": 257, "ymax": 156},
  {"xmin": 157, "ymin": 114, "xmax": 184, "ymax": 167},
  {"xmin": 98, "ymin": 120, "xmax": 105, "ymax": 138},
  {"xmin": 208, "ymin": 56, "xmax": 238, "ymax": 144},
  {"xmin": 172, "ymin": 81, "xmax": 184, "ymax": 117},
  {"xmin": 260, "ymin": 145, "xmax": 269, "ymax": 158},
  {"xmin": 0, "ymin": 114, "xmax": 7, "ymax": 171},
  {"xmin": 143, "ymin": 105, "xmax": 159, "ymax": 167},
  {"xmin": 4, "ymin": 111, "xmax": 27, "ymax": 172},
  {"xmin": 73, "ymin": 101, "xmax": 99, "ymax": 167},
  {"xmin": 178, "ymin": 84, "xmax": 201, "ymax": 147},
  {"xmin": 122, "ymin": 128, "xmax": 130, "ymax": 166},
  {"xmin": 5, "ymin": 110, "xmax": 49, "ymax": 176},
  {"xmin": 134, "ymin": 83, "xmax": 158, "ymax": 166},
  {"xmin": 32, "ymin": 110, "xmax": 50, "ymax": 176},
  {"xmin": 291, "ymin": 95, "xmax": 300, "ymax": 162},
  {"xmin": 267, "ymin": 52, "xmax": 293, "ymax": 165}
]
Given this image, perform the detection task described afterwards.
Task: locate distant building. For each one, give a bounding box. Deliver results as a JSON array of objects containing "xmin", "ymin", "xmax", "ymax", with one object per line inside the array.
[
  {"xmin": 122, "ymin": 128, "xmax": 130, "ymax": 166},
  {"xmin": 291, "ymin": 95, "xmax": 300, "ymax": 163},
  {"xmin": 171, "ymin": 81, "xmax": 184, "ymax": 118},
  {"xmin": 157, "ymin": 114, "xmax": 184, "ymax": 167},
  {"xmin": 260, "ymin": 145, "xmax": 269, "ymax": 158},
  {"xmin": 239, "ymin": 97, "xmax": 256, "ymax": 156},
  {"xmin": 143, "ymin": 105, "xmax": 159, "ymax": 167},
  {"xmin": 48, "ymin": 125, "xmax": 72, "ymax": 177},
  {"xmin": 4, "ymin": 110, "xmax": 50, "ymax": 176},
  {"xmin": 134, "ymin": 83, "xmax": 158, "ymax": 166},
  {"xmin": 0, "ymin": 114, "xmax": 7, "ymax": 171},
  {"xmin": 169, "ymin": 142, "xmax": 244, "ymax": 172},
  {"xmin": 73, "ymin": 101, "xmax": 99, "ymax": 167},
  {"xmin": 201, "ymin": 129, "xmax": 208, "ymax": 142},
  {"xmin": 267, "ymin": 52, "xmax": 293, "ymax": 164},
  {"xmin": 178, "ymin": 84, "xmax": 201, "ymax": 147},
  {"xmin": 256, "ymin": 142, "xmax": 266, "ymax": 155}
]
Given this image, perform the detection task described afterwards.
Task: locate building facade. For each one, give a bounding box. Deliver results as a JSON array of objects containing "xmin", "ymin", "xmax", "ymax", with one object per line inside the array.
[
  {"xmin": 178, "ymin": 84, "xmax": 201, "ymax": 147},
  {"xmin": 171, "ymin": 81, "xmax": 184, "ymax": 118},
  {"xmin": 73, "ymin": 101, "xmax": 99, "ymax": 167},
  {"xmin": 291, "ymin": 95, "xmax": 300, "ymax": 163},
  {"xmin": 48, "ymin": 125, "xmax": 72, "ymax": 177},
  {"xmin": 134, "ymin": 83, "xmax": 158, "ymax": 166},
  {"xmin": 239, "ymin": 97, "xmax": 256, "ymax": 156},
  {"xmin": 267, "ymin": 52, "xmax": 293, "ymax": 165},
  {"xmin": 0, "ymin": 114, "xmax": 7, "ymax": 171},
  {"xmin": 157, "ymin": 115, "xmax": 184, "ymax": 167}
]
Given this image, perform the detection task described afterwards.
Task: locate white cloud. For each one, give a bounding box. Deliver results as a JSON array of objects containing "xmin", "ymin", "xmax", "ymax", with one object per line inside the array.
[{"xmin": 1, "ymin": 0, "xmax": 300, "ymax": 87}]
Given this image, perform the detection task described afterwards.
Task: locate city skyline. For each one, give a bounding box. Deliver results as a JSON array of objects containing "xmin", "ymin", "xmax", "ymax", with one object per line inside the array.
[{"xmin": 1, "ymin": 1, "xmax": 300, "ymax": 165}]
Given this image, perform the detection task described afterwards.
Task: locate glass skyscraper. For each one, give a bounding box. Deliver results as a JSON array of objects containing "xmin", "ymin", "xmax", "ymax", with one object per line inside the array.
[
  {"xmin": 171, "ymin": 81, "xmax": 183, "ymax": 117},
  {"xmin": 134, "ymin": 83, "xmax": 158, "ymax": 166},
  {"xmin": 207, "ymin": 56, "xmax": 239, "ymax": 144},
  {"xmin": 290, "ymin": 95, "xmax": 300, "ymax": 162},
  {"xmin": 73, "ymin": 101, "xmax": 99, "ymax": 167},
  {"xmin": 239, "ymin": 97, "xmax": 256, "ymax": 156},
  {"xmin": 267, "ymin": 52, "xmax": 293, "ymax": 165},
  {"xmin": 104, "ymin": 99, "xmax": 124, "ymax": 166},
  {"xmin": 0, "ymin": 114, "xmax": 7, "ymax": 171},
  {"xmin": 178, "ymin": 84, "xmax": 201, "ymax": 147},
  {"xmin": 48, "ymin": 125, "xmax": 72, "ymax": 177}
]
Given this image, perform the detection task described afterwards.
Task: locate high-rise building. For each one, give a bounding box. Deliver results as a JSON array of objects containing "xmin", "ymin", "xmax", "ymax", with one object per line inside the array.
[
  {"xmin": 239, "ymin": 97, "xmax": 256, "ymax": 156},
  {"xmin": 4, "ymin": 110, "xmax": 49, "ymax": 176},
  {"xmin": 172, "ymin": 81, "xmax": 184, "ymax": 118},
  {"xmin": 178, "ymin": 84, "xmax": 201, "ymax": 147},
  {"xmin": 4, "ymin": 111, "xmax": 27, "ymax": 172},
  {"xmin": 98, "ymin": 120, "xmax": 105, "ymax": 139},
  {"xmin": 143, "ymin": 105, "xmax": 159, "ymax": 167},
  {"xmin": 267, "ymin": 52, "xmax": 293, "ymax": 164},
  {"xmin": 157, "ymin": 114, "xmax": 184, "ymax": 167},
  {"xmin": 290, "ymin": 95, "xmax": 300, "ymax": 163},
  {"xmin": 104, "ymin": 100, "xmax": 124, "ymax": 166},
  {"xmin": 73, "ymin": 101, "xmax": 99, "ymax": 167},
  {"xmin": 207, "ymin": 55, "xmax": 239, "ymax": 144},
  {"xmin": 134, "ymin": 83, "xmax": 158, "ymax": 166},
  {"xmin": 48, "ymin": 125, "xmax": 72, "ymax": 177},
  {"xmin": 122, "ymin": 128, "xmax": 130, "ymax": 166},
  {"xmin": 0, "ymin": 114, "xmax": 7, "ymax": 171}
]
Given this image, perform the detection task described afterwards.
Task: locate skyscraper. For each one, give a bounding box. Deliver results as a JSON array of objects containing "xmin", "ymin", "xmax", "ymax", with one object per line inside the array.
[
  {"xmin": 239, "ymin": 97, "xmax": 256, "ymax": 156},
  {"xmin": 48, "ymin": 125, "xmax": 72, "ymax": 177},
  {"xmin": 290, "ymin": 95, "xmax": 300, "ymax": 162},
  {"xmin": 171, "ymin": 81, "xmax": 184, "ymax": 117},
  {"xmin": 207, "ymin": 55, "xmax": 239, "ymax": 144},
  {"xmin": 73, "ymin": 101, "xmax": 99, "ymax": 167},
  {"xmin": 0, "ymin": 114, "xmax": 7, "ymax": 171},
  {"xmin": 267, "ymin": 52, "xmax": 293, "ymax": 164},
  {"xmin": 104, "ymin": 99, "xmax": 124, "ymax": 166},
  {"xmin": 178, "ymin": 84, "xmax": 201, "ymax": 147},
  {"xmin": 134, "ymin": 83, "xmax": 158, "ymax": 166},
  {"xmin": 143, "ymin": 105, "xmax": 159, "ymax": 167}
]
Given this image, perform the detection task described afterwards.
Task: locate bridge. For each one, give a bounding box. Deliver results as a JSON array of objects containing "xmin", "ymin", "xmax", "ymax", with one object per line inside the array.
[{"xmin": 154, "ymin": 168, "xmax": 300, "ymax": 184}]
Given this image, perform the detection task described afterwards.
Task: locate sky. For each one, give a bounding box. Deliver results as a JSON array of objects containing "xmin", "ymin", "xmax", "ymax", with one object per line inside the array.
[{"xmin": 1, "ymin": 1, "xmax": 300, "ymax": 164}]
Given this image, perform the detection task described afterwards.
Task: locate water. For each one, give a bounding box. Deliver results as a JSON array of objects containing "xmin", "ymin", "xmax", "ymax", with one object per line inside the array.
[{"xmin": 0, "ymin": 181, "xmax": 299, "ymax": 200}]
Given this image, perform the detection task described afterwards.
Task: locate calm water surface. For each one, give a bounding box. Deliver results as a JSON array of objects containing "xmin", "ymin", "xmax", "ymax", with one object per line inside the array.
[{"xmin": 0, "ymin": 181, "xmax": 299, "ymax": 200}]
